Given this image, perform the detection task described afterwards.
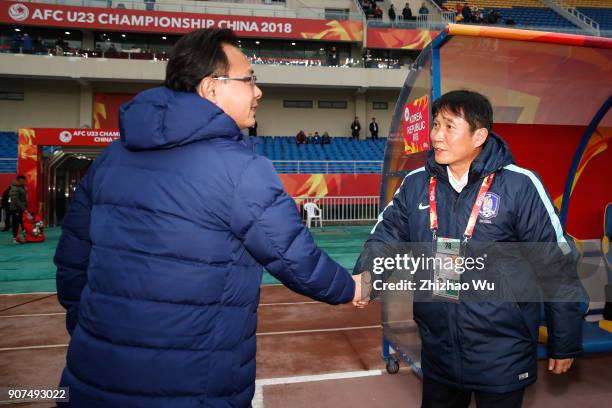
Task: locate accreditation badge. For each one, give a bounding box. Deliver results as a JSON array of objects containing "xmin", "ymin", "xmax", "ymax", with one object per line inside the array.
[{"xmin": 432, "ymin": 237, "xmax": 462, "ymax": 301}]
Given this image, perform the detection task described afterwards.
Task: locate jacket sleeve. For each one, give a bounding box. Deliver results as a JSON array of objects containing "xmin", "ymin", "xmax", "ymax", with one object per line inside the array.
[
  {"xmin": 514, "ymin": 170, "xmax": 584, "ymax": 359},
  {"xmin": 231, "ymin": 156, "xmax": 355, "ymax": 305},
  {"xmin": 353, "ymin": 175, "xmax": 412, "ymax": 300},
  {"xmin": 54, "ymin": 170, "xmax": 94, "ymax": 335}
]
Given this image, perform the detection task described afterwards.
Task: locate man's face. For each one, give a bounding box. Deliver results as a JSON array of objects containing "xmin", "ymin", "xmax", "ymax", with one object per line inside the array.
[
  {"xmin": 430, "ymin": 109, "xmax": 486, "ymax": 167},
  {"xmin": 201, "ymin": 44, "xmax": 262, "ymax": 129}
]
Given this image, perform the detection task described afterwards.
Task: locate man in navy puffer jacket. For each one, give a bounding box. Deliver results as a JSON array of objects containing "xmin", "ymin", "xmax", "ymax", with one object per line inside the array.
[
  {"xmin": 354, "ymin": 91, "xmax": 584, "ymax": 407},
  {"xmin": 55, "ymin": 28, "xmax": 364, "ymax": 407}
]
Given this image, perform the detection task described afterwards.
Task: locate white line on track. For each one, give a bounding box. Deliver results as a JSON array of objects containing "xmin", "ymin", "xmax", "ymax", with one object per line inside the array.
[
  {"xmin": 0, "ymin": 312, "xmax": 66, "ymax": 318},
  {"xmin": 252, "ymin": 369, "xmax": 383, "ymax": 408},
  {"xmin": 257, "ymin": 325, "xmax": 380, "ymax": 336},
  {"xmin": 0, "ymin": 344, "xmax": 68, "ymax": 352},
  {"xmin": 258, "ymin": 301, "xmax": 319, "ymax": 307}
]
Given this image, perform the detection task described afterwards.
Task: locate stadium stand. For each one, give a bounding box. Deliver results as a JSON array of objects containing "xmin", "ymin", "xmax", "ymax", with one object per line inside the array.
[
  {"xmin": 445, "ymin": 0, "xmax": 584, "ymax": 29},
  {"xmin": 0, "ymin": 132, "xmax": 17, "ymax": 173},
  {"xmin": 0, "ymin": 133, "xmax": 385, "ymax": 174}
]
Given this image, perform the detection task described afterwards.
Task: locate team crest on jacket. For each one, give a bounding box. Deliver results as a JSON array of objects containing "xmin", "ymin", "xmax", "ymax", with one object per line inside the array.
[{"xmin": 480, "ymin": 193, "xmax": 500, "ymax": 219}]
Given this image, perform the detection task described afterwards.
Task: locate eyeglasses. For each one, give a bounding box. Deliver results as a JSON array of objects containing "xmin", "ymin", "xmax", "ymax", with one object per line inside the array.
[{"xmin": 212, "ymin": 75, "xmax": 258, "ymax": 86}]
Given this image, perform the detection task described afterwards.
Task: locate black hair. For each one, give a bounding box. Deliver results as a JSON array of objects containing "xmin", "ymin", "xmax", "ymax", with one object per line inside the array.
[
  {"xmin": 17, "ymin": 175, "xmax": 26, "ymax": 181},
  {"xmin": 432, "ymin": 90, "xmax": 493, "ymax": 132},
  {"xmin": 164, "ymin": 28, "xmax": 239, "ymax": 93}
]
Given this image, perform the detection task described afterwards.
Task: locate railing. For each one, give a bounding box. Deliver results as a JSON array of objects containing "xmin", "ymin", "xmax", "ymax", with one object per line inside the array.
[
  {"xmin": 0, "ymin": 158, "xmax": 17, "ymax": 173},
  {"xmin": 17, "ymin": 0, "xmax": 363, "ymax": 20},
  {"xmin": 272, "ymin": 160, "xmax": 383, "ymax": 174},
  {"xmin": 296, "ymin": 195, "xmax": 380, "ymax": 223}
]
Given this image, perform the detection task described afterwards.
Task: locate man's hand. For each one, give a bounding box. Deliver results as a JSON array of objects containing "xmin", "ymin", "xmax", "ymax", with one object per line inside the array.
[
  {"xmin": 352, "ymin": 271, "xmax": 371, "ymax": 308},
  {"xmin": 548, "ymin": 358, "xmax": 574, "ymax": 374}
]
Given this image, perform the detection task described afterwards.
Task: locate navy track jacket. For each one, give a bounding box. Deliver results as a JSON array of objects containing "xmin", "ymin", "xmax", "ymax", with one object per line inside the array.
[
  {"xmin": 54, "ymin": 87, "xmax": 355, "ymax": 407},
  {"xmin": 355, "ymin": 133, "xmax": 584, "ymax": 392}
]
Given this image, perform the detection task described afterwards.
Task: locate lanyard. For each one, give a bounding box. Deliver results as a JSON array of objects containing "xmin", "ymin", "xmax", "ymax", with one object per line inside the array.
[{"xmin": 428, "ymin": 172, "xmax": 495, "ymax": 246}]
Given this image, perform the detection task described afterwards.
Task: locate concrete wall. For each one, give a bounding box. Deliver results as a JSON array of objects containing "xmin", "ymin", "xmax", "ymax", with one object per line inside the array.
[
  {"xmin": 0, "ymin": 79, "xmax": 82, "ymax": 131},
  {"xmin": 0, "ymin": 77, "xmax": 399, "ymax": 137}
]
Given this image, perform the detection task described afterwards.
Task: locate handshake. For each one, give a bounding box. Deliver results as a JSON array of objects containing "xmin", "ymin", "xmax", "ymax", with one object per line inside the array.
[{"xmin": 351, "ymin": 271, "xmax": 372, "ymax": 308}]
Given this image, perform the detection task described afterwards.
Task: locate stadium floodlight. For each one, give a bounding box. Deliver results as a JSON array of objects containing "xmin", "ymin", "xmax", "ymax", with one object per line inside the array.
[
  {"xmin": 121, "ymin": 34, "xmax": 126, "ymax": 38},
  {"xmin": 162, "ymin": 36, "xmax": 167, "ymax": 40},
  {"xmin": 65, "ymin": 31, "xmax": 70, "ymax": 35}
]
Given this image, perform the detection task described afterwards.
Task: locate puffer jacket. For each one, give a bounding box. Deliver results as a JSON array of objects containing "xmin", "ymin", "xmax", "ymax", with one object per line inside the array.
[
  {"xmin": 55, "ymin": 87, "xmax": 355, "ymax": 407},
  {"xmin": 355, "ymin": 133, "xmax": 583, "ymax": 392}
]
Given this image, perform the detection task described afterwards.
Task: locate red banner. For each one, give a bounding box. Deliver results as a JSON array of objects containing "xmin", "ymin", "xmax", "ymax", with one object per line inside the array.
[
  {"xmin": 367, "ymin": 27, "xmax": 439, "ymax": 49},
  {"xmin": 1, "ymin": 1, "xmax": 362, "ymax": 41},
  {"xmin": 17, "ymin": 128, "xmax": 119, "ymax": 213},
  {"xmin": 402, "ymin": 95, "xmax": 430, "ymax": 154},
  {"xmin": 93, "ymin": 93, "xmax": 134, "ymax": 129},
  {"xmin": 279, "ymin": 174, "xmax": 381, "ymax": 198}
]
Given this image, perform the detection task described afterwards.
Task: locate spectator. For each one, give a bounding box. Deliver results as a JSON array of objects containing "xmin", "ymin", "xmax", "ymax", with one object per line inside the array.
[
  {"xmin": 34, "ymin": 36, "xmax": 45, "ymax": 54},
  {"xmin": 307, "ymin": 132, "xmax": 313, "ymax": 143},
  {"xmin": 10, "ymin": 32, "xmax": 22, "ymax": 53},
  {"xmin": 487, "ymin": 9, "xmax": 501, "ymax": 24},
  {"xmin": 388, "ymin": 4, "xmax": 396, "ymax": 22},
  {"xmin": 369, "ymin": 117, "xmax": 379, "ymax": 140},
  {"xmin": 462, "ymin": 2, "xmax": 472, "ymax": 23},
  {"xmin": 351, "ymin": 116, "xmax": 361, "ymax": 140},
  {"xmin": 326, "ymin": 45, "xmax": 339, "ymax": 67},
  {"xmin": 296, "ymin": 130, "xmax": 306, "ymax": 145},
  {"xmin": 402, "ymin": 3, "xmax": 413, "ymax": 20},
  {"xmin": 374, "ymin": 6, "xmax": 383, "ymax": 19},
  {"xmin": 322, "ymin": 131, "xmax": 331, "ymax": 144},
  {"xmin": 1, "ymin": 185, "xmax": 10, "ymax": 232},
  {"xmin": 144, "ymin": 0, "xmax": 155, "ymax": 11},
  {"xmin": 455, "ymin": 2, "xmax": 464, "ymax": 14},
  {"xmin": 248, "ymin": 120, "xmax": 257, "ymax": 137},
  {"xmin": 21, "ymin": 33, "xmax": 33, "ymax": 54},
  {"xmin": 419, "ymin": 2, "xmax": 429, "ymax": 15},
  {"xmin": 312, "ymin": 131, "xmax": 321, "ymax": 144},
  {"xmin": 506, "ymin": 16, "xmax": 516, "ymax": 25},
  {"xmin": 9, "ymin": 175, "xmax": 27, "ymax": 243},
  {"xmin": 55, "ymin": 36, "xmax": 67, "ymax": 56}
]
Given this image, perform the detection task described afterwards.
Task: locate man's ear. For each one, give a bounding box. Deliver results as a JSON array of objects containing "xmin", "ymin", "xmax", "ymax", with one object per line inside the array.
[
  {"xmin": 196, "ymin": 77, "xmax": 216, "ymax": 103},
  {"xmin": 473, "ymin": 128, "xmax": 488, "ymax": 148}
]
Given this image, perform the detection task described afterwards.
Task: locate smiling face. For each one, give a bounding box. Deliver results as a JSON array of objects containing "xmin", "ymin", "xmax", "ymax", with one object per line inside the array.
[
  {"xmin": 197, "ymin": 44, "xmax": 262, "ymax": 129},
  {"xmin": 430, "ymin": 109, "xmax": 488, "ymax": 170}
]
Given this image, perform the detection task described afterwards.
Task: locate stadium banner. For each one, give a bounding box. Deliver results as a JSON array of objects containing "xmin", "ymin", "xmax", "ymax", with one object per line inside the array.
[
  {"xmin": 93, "ymin": 93, "xmax": 134, "ymax": 129},
  {"xmin": 279, "ymin": 174, "xmax": 381, "ymax": 198},
  {"xmin": 366, "ymin": 27, "xmax": 439, "ymax": 49},
  {"xmin": 17, "ymin": 128, "xmax": 120, "ymax": 213},
  {"xmin": 1, "ymin": 1, "xmax": 363, "ymax": 41},
  {"xmin": 402, "ymin": 95, "xmax": 430, "ymax": 154}
]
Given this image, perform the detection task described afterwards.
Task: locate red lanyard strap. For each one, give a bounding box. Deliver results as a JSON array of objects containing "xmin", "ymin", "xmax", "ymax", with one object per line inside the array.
[{"xmin": 429, "ymin": 172, "xmax": 495, "ymax": 241}]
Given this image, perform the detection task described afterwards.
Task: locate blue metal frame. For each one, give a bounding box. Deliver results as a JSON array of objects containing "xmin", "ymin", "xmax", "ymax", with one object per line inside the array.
[
  {"xmin": 382, "ymin": 30, "xmax": 452, "ymax": 376},
  {"xmin": 560, "ymin": 95, "xmax": 612, "ymax": 227},
  {"xmin": 430, "ymin": 31, "xmax": 451, "ymax": 101}
]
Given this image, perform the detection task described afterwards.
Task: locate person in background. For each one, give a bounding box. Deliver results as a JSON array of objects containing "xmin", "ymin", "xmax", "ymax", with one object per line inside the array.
[
  {"xmin": 388, "ymin": 4, "xmax": 396, "ymax": 22},
  {"xmin": 419, "ymin": 2, "xmax": 430, "ymax": 15},
  {"xmin": 351, "ymin": 116, "xmax": 361, "ymax": 140},
  {"xmin": 10, "ymin": 32, "xmax": 22, "ymax": 53},
  {"xmin": 9, "ymin": 175, "xmax": 28, "ymax": 243},
  {"xmin": 296, "ymin": 129, "xmax": 306, "ymax": 145},
  {"xmin": 322, "ymin": 131, "xmax": 331, "ymax": 145},
  {"xmin": 312, "ymin": 131, "xmax": 321, "ymax": 144},
  {"xmin": 402, "ymin": 3, "xmax": 413, "ymax": 20},
  {"xmin": 369, "ymin": 117, "xmax": 379, "ymax": 140},
  {"xmin": 1, "ymin": 185, "xmax": 11, "ymax": 232},
  {"xmin": 21, "ymin": 33, "xmax": 33, "ymax": 54}
]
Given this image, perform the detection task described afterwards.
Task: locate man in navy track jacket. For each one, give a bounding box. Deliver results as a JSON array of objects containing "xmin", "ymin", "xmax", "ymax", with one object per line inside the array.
[
  {"xmin": 354, "ymin": 90, "xmax": 584, "ymax": 408},
  {"xmin": 54, "ymin": 28, "xmax": 366, "ymax": 407}
]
